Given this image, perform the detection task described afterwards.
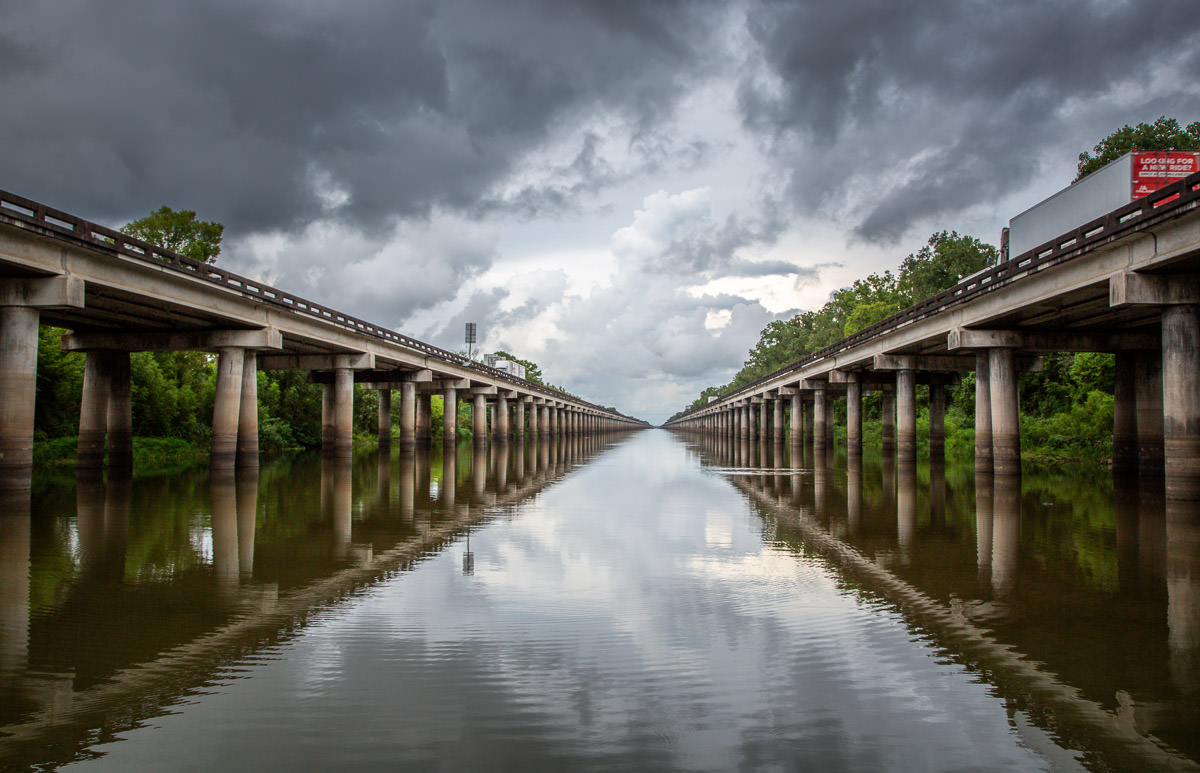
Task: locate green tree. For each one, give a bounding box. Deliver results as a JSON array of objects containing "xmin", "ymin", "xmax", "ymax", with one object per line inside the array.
[
  {"xmin": 491, "ymin": 350, "xmax": 544, "ymax": 384},
  {"xmin": 1076, "ymin": 116, "xmax": 1200, "ymax": 181},
  {"xmin": 123, "ymin": 206, "xmax": 224, "ymax": 263},
  {"xmin": 896, "ymin": 231, "xmax": 995, "ymax": 304}
]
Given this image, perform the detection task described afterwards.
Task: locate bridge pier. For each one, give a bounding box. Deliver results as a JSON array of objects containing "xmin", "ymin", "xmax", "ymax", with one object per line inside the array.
[
  {"xmin": 813, "ymin": 386, "xmax": 827, "ymax": 455},
  {"xmin": 108, "ymin": 352, "xmax": 133, "ymax": 471},
  {"xmin": 880, "ymin": 388, "xmax": 895, "ymax": 457},
  {"xmin": 1163, "ymin": 305, "xmax": 1200, "ymax": 502},
  {"xmin": 443, "ymin": 386, "xmax": 458, "ymax": 444},
  {"xmin": 989, "ymin": 347, "xmax": 1021, "ymax": 477},
  {"xmin": 77, "ymin": 351, "xmax": 113, "ymax": 471},
  {"xmin": 0, "ymin": 307, "xmax": 39, "ymax": 493},
  {"xmin": 416, "ymin": 392, "xmax": 432, "ymax": 445},
  {"xmin": 236, "ymin": 350, "xmax": 258, "ymax": 467},
  {"xmin": 975, "ymin": 352, "xmax": 992, "ymax": 474},
  {"xmin": 211, "ymin": 348, "xmax": 245, "ymax": 470},
  {"xmin": 515, "ymin": 398, "xmax": 526, "ymax": 439},
  {"xmin": 495, "ymin": 395, "xmax": 509, "ymax": 443},
  {"xmin": 896, "ymin": 369, "xmax": 916, "ymax": 468},
  {"xmin": 1113, "ymin": 352, "xmax": 1138, "ymax": 476},
  {"xmin": 473, "ymin": 393, "xmax": 487, "ymax": 445},
  {"xmin": 846, "ymin": 376, "xmax": 862, "ymax": 457},
  {"xmin": 929, "ymin": 382, "xmax": 945, "ymax": 466},
  {"xmin": 1136, "ymin": 351, "xmax": 1165, "ymax": 484},
  {"xmin": 399, "ymin": 382, "xmax": 416, "ymax": 446},
  {"xmin": 377, "ymin": 387, "xmax": 392, "ymax": 448}
]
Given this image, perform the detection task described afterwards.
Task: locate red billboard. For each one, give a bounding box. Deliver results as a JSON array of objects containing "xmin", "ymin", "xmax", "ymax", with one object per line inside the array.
[{"xmin": 1132, "ymin": 151, "xmax": 1200, "ymax": 198}]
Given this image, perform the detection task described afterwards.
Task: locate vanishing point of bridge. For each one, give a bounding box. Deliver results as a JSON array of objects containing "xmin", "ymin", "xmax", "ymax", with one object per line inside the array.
[
  {"xmin": 667, "ymin": 170, "xmax": 1200, "ymax": 502},
  {"xmin": 0, "ymin": 189, "xmax": 645, "ymax": 495}
]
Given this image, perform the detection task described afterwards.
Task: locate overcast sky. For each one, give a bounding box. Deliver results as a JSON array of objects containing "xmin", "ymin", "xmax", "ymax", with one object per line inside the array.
[{"xmin": 3, "ymin": 0, "xmax": 1198, "ymax": 423}]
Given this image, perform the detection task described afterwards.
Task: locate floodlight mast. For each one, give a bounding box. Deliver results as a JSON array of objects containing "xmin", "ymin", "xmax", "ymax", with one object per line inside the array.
[{"xmin": 465, "ymin": 322, "xmax": 477, "ymax": 361}]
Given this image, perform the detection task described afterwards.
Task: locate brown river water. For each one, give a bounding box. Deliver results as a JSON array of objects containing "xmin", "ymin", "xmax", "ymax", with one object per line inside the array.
[{"xmin": 0, "ymin": 429, "xmax": 1197, "ymax": 771}]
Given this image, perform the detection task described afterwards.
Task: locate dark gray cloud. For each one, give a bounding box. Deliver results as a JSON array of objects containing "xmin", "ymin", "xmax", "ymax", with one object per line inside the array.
[
  {"xmin": 739, "ymin": 0, "xmax": 1200, "ymax": 241},
  {"xmin": 0, "ymin": 0, "xmax": 723, "ymax": 234}
]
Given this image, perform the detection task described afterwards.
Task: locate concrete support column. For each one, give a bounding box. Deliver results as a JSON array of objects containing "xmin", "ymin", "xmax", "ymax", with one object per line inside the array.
[
  {"xmin": 540, "ymin": 405, "xmax": 550, "ymax": 437},
  {"xmin": 1136, "ymin": 350, "xmax": 1165, "ymax": 483},
  {"xmin": 0, "ymin": 307, "xmax": 39, "ymax": 492},
  {"xmin": 107, "ymin": 352, "xmax": 133, "ymax": 471},
  {"xmin": 846, "ymin": 378, "xmax": 862, "ymax": 457},
  {"xmin": 880, "ymin": 389, "xmax": 895, "ymax": 456},
  {"xmin": 747, "ymin": 404, "xmax": 758, "ymax": 442},
  {"xmin": 790, "ymin": 394, "xmax": 802, "ymax": 446},
  {"xmin": 443, "ymin": 387, "xmax": 458, "ymax": 444},
  {"xmin": 1163, "ymin": 305, "xmax": 1200, "ymax": 501},
  {"xmin": 77, "ymin": 351, "xmax": 113, "ymax": 470},
  {"xmin": 772, "ymin": 398, "xmax": 785, "ymax": 443},
  {"xmin": 529, "ymin": 402, "xmax": 540, "ymax": 437},
  {"xmin": 237, "ymin": 350, "xmax": 258, "ymax": 467},
  {"xmin": 975, "ymin": 352, "xmax": 992, "ymax": 474},
  {"xmin": 473, "ymin": 394, "xmax": 488, "ymax": 445},
  {"xmin": 813, "ymin": 387, "xmax": 828, "ymax": 454},
  {"xmin": 377, "ymin": 388, "xmax": 392, "ymax": 448},
  {"xmin": 929, "ymin": 382, "xmax": 946, "ymax": 466},
  {"xmin": 399, "ymin": 382, "xmax": 416, "ymax": 445},
  {"xmin": 495, "ymin": 396, "xmax": 509, "ymax": 442},
  {"xmin": 211, "ymin": 347, "xmax": 245, "ymax": 470},
  {"xmin": 334, "ymin": 367, "xmax": 353, "ymax": 459},
  {"xmin": 321, "ymin": 383, "xmax": 336, "ymax": 456},
  {"xmin": 1113, "ymin": 352, "xmax": 1137, "ymax": 477},
  {"xmin": 515, "ymin": 400, "xmax": 526, "ymax": 438},
  {"xmin": 416, "ymin": 392, "xmax": 432, "ymax": 445},
  {"xmin": 896, "ymin": 370, "xmax": 916, "ymax": 467},
  {"xmin": 759, "ymin": 401, "xmax": 770, "ymax": 443},
  {"xmin": 989, "ymin": 347, "xmax": 1020, "ymax": 477}
]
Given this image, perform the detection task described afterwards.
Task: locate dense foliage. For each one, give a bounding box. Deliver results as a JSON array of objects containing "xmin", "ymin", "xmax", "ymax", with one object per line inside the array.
[{"xmin": 1075, "ymin": 116, "xmax": 1200, "ymax": 181}]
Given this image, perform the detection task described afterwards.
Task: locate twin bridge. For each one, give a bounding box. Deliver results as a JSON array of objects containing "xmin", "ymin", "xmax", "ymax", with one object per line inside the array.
[
  {"xmin": 0, "ymin": 188, "xmax": 646, "ymax": 494},
  {"xmin": 668, "ymin": 170, "xmax": 1200, "ymax": 502}
]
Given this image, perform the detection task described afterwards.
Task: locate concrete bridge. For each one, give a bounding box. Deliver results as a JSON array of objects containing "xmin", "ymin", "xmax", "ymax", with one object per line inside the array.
[
  {"xmin": 0, "ymin": 189, "xmax": 646, "ymax": 493},
  {"xmin": 666, "ymin": 170, "xmax": 1200, "ymax": 501}
]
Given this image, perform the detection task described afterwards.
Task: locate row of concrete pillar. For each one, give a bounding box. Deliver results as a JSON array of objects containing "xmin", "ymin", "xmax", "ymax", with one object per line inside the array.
[{"xmin": 374, "ymin": 385, "xmax": 625, "ymax": 449}]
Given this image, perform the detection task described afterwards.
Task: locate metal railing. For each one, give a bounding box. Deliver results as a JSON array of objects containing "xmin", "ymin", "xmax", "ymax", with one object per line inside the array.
[
  {"xmin": 0, "ymin": 188, "xmax": 639, "ymax": 421},
  {"xmin": 671, "ymin": 169, "xmax": 1200, "ymax": 421}
]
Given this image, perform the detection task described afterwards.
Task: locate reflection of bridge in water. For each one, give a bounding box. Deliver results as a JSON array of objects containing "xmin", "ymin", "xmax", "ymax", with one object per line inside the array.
[
  {"xmin": 0, "ymin": 433, "xmax": 630, "ymax": 769},
  {"xmin": 681, "ymin": 431, "xmax": 1200, "ymax": 771}
]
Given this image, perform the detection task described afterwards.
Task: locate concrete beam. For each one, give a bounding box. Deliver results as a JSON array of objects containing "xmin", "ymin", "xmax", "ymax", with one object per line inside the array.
[
  {"xmin": 433, "ymin": 377, "xmax": 471, "ymax": 390},
  {"xmin": 948, "ymin": 327, "xmax": 1155, "ymax": 352},
  {"xmin": 469, "ymin": 385, "xmax": 498, "ymax": 396},
  {"xmin": 1110, "ymin": 271, "xmax": 1200, "ymax": 307},
  {"xmin": 828, "ymin": 370, "xmax": 858, "ymax": 384},
  {"xmin": 63, "ymin": 327, "xmax": 283, "ymax": 352},
  {"xmin": 260, "ymin": 352, "xmax": 374, "ymax": 370},
  {"xmin": 873, "ymin": 353, "xmax": 976, "ymax": 372},
  {"xmin": 0, "ymin": 276, "xmax": 85, "ymax": 309},
  {"xmin": 774, "ymin": 386, "xmax": 799, "ymax": 396}
]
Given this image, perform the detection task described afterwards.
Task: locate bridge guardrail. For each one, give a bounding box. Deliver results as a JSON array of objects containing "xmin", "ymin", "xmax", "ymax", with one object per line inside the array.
[
  {"xmin": 0, "ymin": 189, "xmax": 639, "ymax": 421},
  {"xmin": 673, "ymin": 169, "xmax": 1200, "ymax": 420}
]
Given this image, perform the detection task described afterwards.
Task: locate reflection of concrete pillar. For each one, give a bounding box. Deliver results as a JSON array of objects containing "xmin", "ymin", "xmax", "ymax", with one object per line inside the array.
[
  {"xmin": 441, "ymin": 443, "xmax": 457, "ymax": 509},
  {"xmin": 1113, "ymin": 352, "xmax": 1138, "ymax": 477},
  {"xmin": 989, "ymin": 347, "xmax": 1020, "ymax": 477},
  {"xmin": 104, "ymin": 474, "xmax": 130, "ymax": 581},
  {"xmin": 515, "ymin": 400, "xmax": 526, "ymax": 439},
  {"xmin": 399, "ymin": 382, "xmax": 416, "ymax": 446},
  {"xmin": 0, "ymin": 493, "xmax": 31, "ymax": 680},
  {"xmin": 472, "ymin": 394, "xmax": 487, "ymax": 445},
  {"xmin": 495, "ymin": 396, "xmax": 509, "ymax": 443},
  {"xmin": 76, "ymin": 471, "xmax": 107, "ymax": 571},
  {"xmin": 443, "ymin": 388, "xmax": 458, "ymax": 444},
  {"xmin": 1163, "ymin": 306, "xmax": 1200, "ymax": 501},
  {"xmin": 399, "ymin": 449, "xmax": 415, "ymax": 519},
  {"xmin": 334, "ymin": 367, "xmax": 353, "ymax": 459},
  {"xmin": 473, "ymin": 443, "xmax": 487, "ymax": 500},
  {"xmin": 1166, "ymin": 501, "xmax": 1200, "ymax": 693},
  {"xmin": 760, "ymin": 400, "xmax": 770, "ymax": 443},
  {"xmin": 0, "ymin": 307, "xmax": 38, "ymax": 492},
  {"xmin": 929, "ymin": 383, "xmax": 945, "ymax": 467},
  {"xmin": 495, "ymin": 442, "xmax": 509, "ymax": 492},
  {"xmin": 332, "ymin": 457, "xmax": 353, "ymax": 554},
  {"xmin": 416, "ymin": 392, "xmax": 432, "ymax": 445},
  {"xmin": 813, "ymin": 388, "xmax": 827, "ymax": 454},
  {"xmin": 515, "ymin": 438, "xmax": 526, "ymax": 480},
  {"xmin": 975, "ymin": 472, "xmax": 994, "ymax": 580},
  {"xmin": 237, "ymin": 350, "xmax": 259, "ymax": 467},
  {"xmin": 377, "ymin": 388, "xmax": 392, "ymax": 448},
  {"xmin": 1114, "ymin": 478, "xmax": 1140, "ymax": 594},
  {"xmin": 771, "ymin": 398, "xmax": 783, "ymax": 443},
  {"xmin": 930, "ymin": 458, "xmax": 946, "ymax": 528},
  {"xmin": 897, "ymin": 464, "xmax": 916, "ymax": 564},
  {"xmin": 881, "ymin": 389, "xmax": 895, "ymax": 457},
  {"xmin": 1136, "ymin": 350, "xmax": 1164, "ymax": 484},
  {"xmin": 975, "ymin": 352, "xmax": 992, "ymax": 474},
  {"xmin": 236, "ymin": 466, "xmax": 258, "ymax": 581},
  {"xmin": 847, "ymin": 454, "xmax": 862, "ymax": 536},
  {"xmin": 991, "ymin": 475, "xmax": 1020, "ymax": 597},
  {"xmin": 897, "ymin": 370, "xmax": 916, "ymax": 468},
  {"xmin": 846, "ymin": 378, "xmax": 862, "ymax": 457},
  {"xmin": 107, "ymin": 352, "xmax": 133, "ymax": 471},
  {"xmin": 210, "ymin": 469, "xmax": 240, "ymax": 597},
  {"xmin": 211, "ymin": 348, "xmax": 244, "ymax": 470},
  {"xmin": 813, "ymin": 446, "xmax": 827, "ymax": 515},
  {"xmin": 77, "ymin": 350, "xmax": 112, "ymax": 471}
]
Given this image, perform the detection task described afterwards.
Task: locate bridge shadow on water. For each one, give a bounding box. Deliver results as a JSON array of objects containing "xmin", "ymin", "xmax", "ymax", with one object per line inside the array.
[
  {"xmin": 677, "ymin": 430, "xmax": 1200, "ymax": 772},
  {"xmin": 0, "ymin": 432, "xmax": 634, "ymax": 771}
]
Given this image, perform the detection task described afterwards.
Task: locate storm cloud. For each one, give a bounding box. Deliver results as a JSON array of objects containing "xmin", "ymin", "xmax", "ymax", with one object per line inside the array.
[{"xmin": 1, "ymin": 0, "xmax": 1196, "ymax": 421}]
